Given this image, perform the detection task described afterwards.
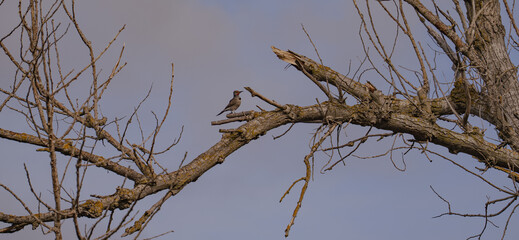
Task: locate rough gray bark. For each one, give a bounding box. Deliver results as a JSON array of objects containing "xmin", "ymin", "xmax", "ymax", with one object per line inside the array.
[{"xmin": 464, "ymin": 0, "xmax": 519, "ymax": 151}]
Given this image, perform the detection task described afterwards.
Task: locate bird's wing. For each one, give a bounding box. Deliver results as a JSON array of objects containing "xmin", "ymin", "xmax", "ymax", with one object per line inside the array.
[{"xmin": 217, "ymin": 99, "xmax": 233, "ymax": 116}]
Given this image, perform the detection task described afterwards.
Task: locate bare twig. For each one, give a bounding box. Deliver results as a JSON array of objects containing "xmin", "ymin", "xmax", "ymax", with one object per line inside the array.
[
  {"xmin": 244, "ymin": 87, "xmax": 286, "ymax": 110},
  {"xmin": 284, "ymin": 124, "xmax": 337, "ymax": 237}
]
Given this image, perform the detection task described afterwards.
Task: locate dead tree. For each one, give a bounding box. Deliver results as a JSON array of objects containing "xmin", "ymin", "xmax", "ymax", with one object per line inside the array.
[{"xmin": 0, "ymin": 0, "xmax": 518, "ymax": 239}]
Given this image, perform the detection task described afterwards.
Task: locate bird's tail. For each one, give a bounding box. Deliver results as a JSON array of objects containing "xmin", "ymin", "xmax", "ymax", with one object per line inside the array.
[{"xmin": 216, "ymin": 110, "xmax": 225, "ymax": 116}]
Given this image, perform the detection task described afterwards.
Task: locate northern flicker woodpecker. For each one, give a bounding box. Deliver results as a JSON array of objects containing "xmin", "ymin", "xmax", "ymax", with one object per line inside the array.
[{"xmin": 217, "ymin": 90, "xmax": 242, "ymax": 116}]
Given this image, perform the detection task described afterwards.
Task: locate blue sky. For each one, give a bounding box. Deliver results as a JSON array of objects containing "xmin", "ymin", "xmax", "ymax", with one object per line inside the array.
[{"xmin": 1, "ymin": 0, "xmax": 518, "ymax": 239}]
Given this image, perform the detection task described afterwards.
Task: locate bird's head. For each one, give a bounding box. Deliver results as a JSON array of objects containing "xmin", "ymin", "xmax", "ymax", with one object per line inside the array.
[{"xmin": 233, "ymin": 90, "xmax": 243, "ymax": 96}]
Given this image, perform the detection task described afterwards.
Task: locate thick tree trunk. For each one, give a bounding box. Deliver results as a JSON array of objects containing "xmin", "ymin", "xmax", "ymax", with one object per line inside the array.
[{"xmin": 465, "ymin": 0, "xmax": 519, "ymax": 150}]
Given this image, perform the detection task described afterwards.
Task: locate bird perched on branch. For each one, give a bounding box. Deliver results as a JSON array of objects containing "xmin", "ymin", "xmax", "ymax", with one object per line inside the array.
[{"xmin": 217, "ymin": 90, "xmax": 243, "ymax": 116}]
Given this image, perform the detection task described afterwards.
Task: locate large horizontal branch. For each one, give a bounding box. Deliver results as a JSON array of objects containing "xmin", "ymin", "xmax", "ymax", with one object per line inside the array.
[
  {"xmin": 0, "ymin": 128, "xmax": 144, "ymax": 181},
  {"xmin": 4, "ymin": 96, "xmax": 519, "ymax": 231}
]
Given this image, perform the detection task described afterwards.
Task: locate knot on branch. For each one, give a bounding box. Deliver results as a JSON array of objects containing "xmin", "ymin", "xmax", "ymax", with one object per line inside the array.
[
  {"xmin": 83, "ymin": 110, "xmax": 107, "ymax": 130},
  {"xmin": 80, "ymin": 200, "xmax": 104, "ymax": 218},
  {"xmin": 115, "ymin": 188, "xmax": 135, "ymax": 209},
  {"xmin": 122, "ymin": 213, "xmax": 147, "ymax": 237},
  {"xmin": 231, "ymin": 128, "xmax": 259, "ymax": 142},
  {"xmin": 466, "ymin": 126, "xmax": 484, "ymax": 139},
  {"xmin": 283, "ymin": 105, "xmax": 298, "ymax": 120},
  {"xmin": 449, "ymin": 78, "xmax": 478, "ymax": 109},
  {"xmin": 31, "ymin": 221, "xmax": 39, "ymax": 230},
  {"xmin": 105, "ymin": 187, "xmax": 135, "ymax": 210},
  {"xmin": 352, "ymin": 103, "xmax": 379, "ymax": 125}
]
